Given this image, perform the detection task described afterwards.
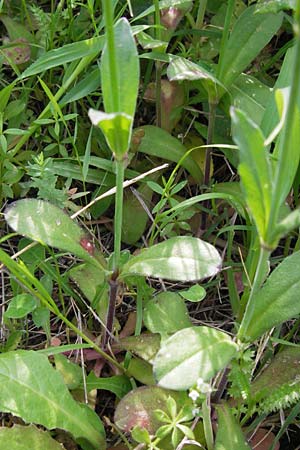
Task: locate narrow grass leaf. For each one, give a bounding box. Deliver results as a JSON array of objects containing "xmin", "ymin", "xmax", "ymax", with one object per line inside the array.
[
  {"xmin": 83, "ymin": 127, "xmax": 93, "ymax": 182},
  {"xmin": 19, "ymin": 36, "xmax": 104, "ymax": 79},
  {"xmin": 153, "ymin": 327, "xmax": 238, "ymax": 390},
  {"xmin": 60, "ymin": 68, "xmax": 101, "ymax": 105},
  {"xmin": 121, "ymin": 236, "xmax": 222, "ymax": 282}
]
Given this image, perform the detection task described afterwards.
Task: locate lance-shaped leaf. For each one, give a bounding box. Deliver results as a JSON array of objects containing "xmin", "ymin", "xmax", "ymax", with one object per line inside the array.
[
  {"xmin": 90, "ymin": 18, "xmax": 139, "ymax": 158},
  {"xmin": 132, "ymin": 125, "xmax": 203, "ymax": 181},
  {"xmin": 153, "ymin": 327, "xmax": 238, "ymax": 390},
  {"xmin": 5, "ymin": 199, "xmax": 105, "ymax": 270},
  {"xmin": 231, "ymin": 108, "xmax": 272, "ymax": 243},
  {"xmin": 215, "ymin": 403, "xmax": 251, "ymax": 450},
  {"xmin": 0, "ymin": 350, "xmax": 105, "ymax": 449},
  {"xmin": 218, "ymin": 6, "xmax": 283, "ymax": 88},
  {"xmin": 120, "ymin": 236, "xmax": 222, "ymax": 282},
  {"xmin": 238, "ymin": 250, "xmax": 300, "ymax": 341}
]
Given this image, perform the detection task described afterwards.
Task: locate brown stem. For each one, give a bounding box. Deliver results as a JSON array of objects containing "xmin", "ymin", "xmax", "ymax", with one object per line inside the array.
[{"xmin": 102, "ymin": 272, "xmax": 119, "ymax": 350}]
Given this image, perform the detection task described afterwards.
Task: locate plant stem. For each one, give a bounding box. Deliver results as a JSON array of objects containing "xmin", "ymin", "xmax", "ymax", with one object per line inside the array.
[
  {"xmin": 102, "ymin": 157, "xmax": 125, "ymax": 348},
  {"xmin": 113, "ymin": 158, "xmax": 125, "ymax": 271},
  {"xmin": 195, "ymin": 0, "xmax": 207, "ymax": 29},
  {"xmin": 237, "ymin": 247, "xmax": 270, "ymax": 341},
  {"xmin": 103, "ymin": 277, "xmax": 119, "ymax": 350}
]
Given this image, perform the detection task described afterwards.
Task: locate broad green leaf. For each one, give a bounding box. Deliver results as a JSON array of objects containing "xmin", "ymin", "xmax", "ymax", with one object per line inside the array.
[
  {"xmin": 121, "ymin": 236, "xmax": 222, "ymax": 282},
  {"xmin": 137, "ymin": 31, "xmax": 168, "ymax": 50},
  {"xmin": 102, "ymin": 18, "xmax": 139, "ymax": 118},
  {"xmin": 114, "ymin": 386, "xmax": 189, "ymax": 434},
  {"xmin": 261, "ymin": 47, "xmax": 298, "ymax": 137},
  {"xmin": 5, "ymin": 199, "xmax": 104, "ymax": 269},
  {"xmin": 255, "ymin": 0, "xmax": 296, "ymax": 13},
  {"xmin": 238, "ymin": 250, "xmax": 300, "ymax": 341},
  {"xmin": 68, "ymin": 263, "xmax": 106, "ymax": 303},
  {"xmin": 85, "ymin": 372, "xmax": 132, "ymax": 399},
  {"xmin": 4, "ymin": 294, "xmax": 37, "ymax": 319},
  {"xmin": 167, "ymin": 57, "xmax": 223, "ymax": 102},
  {"xmin": 144, "ymin": 292, "xmax": 191, "ymax": 334},
  {"xmin": 179, "ymin": 284, "xmax": 206, "ymax": 303},
  {"xmin": 127, "ymin": 357, "xmax": 156, "ymax": 385},
  {"xmin": 0, "ymin": 350, "xmax": 105, "ymax": 449},
  {"xmin": 231, "ymin": 108, "xmax": 272, "ymax": 242},
  {"xmin": 94, "ymin": 18, "xmax": 139, "ymax": 157},
  {"xmin": 215, "ymin": 403, "xmax": 251, "ymax": 450},
  {"xmin": 54, "ymin": 354, "xmax": 83, "ymax": 390},
  {"xmin": 132, "ymin": 125, "xmax": 203, "ymax": 182},
  {"xmin": 218, "ymin": 6, "xmax": 283, "ymax": 88},
  {"xmin": 116, "ymin": 334, "xmax": 161, "ymax": 363},
  {"xmin": 0, "ymin": 425, "xmax": 65, "ymax": 450},
  {"xmin": 167, "ymin": 56, "xmax": 222, "ymax": 85},
  {"xmin": 224, "ymin": 74, "xmax": 272, "ymax": 126},
  {"xmin": 153, "ymin": 327, "xmax": 238, "ymax": 390}
]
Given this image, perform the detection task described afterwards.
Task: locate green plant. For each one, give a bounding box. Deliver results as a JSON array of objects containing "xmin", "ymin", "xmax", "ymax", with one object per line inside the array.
[{"xmin": 1, "ymin": 0, "xmax": 300, "ymax": 449}]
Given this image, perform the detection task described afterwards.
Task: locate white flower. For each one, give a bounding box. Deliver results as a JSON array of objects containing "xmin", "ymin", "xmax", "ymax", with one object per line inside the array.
[{"xmin": 189, "ymin": 389, "xmax": 200, "ymax": 402}]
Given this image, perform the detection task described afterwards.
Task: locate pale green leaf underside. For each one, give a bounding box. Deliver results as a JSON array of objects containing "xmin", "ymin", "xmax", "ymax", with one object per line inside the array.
[
  {"xmin": 5, "ymin": 199, "xmax": 100, "ymax": 266},
  {"xmin": 154, "ymin": 327, "xmax": 238, "ymax": 390},
  {"xmin": 0, "ymin": 350, "xmax": 105, "ymax": 449},
  {"xmin": 121, "ymin": 236, "xmax": 222, "ymax": 282}
]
